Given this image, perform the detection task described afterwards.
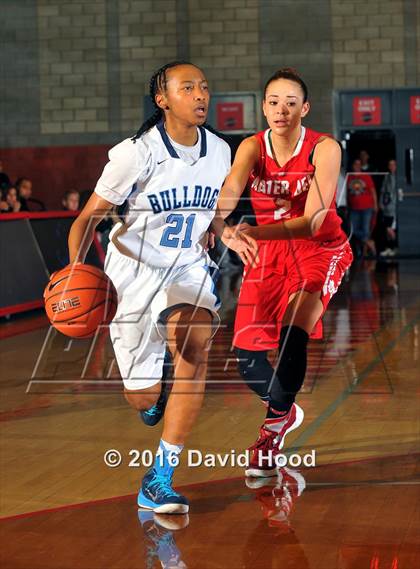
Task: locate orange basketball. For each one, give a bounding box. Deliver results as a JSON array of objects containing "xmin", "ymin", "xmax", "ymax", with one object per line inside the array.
[{"xmin": 44, "ymin": 264, "xmax": 118, "ymax": 338}]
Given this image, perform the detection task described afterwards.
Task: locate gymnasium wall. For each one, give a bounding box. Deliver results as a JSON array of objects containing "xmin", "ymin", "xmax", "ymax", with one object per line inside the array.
[
  {"xmin": 330, "ymin": 0, "xmax": 418, "ymax": 89},
  {"xmin": 1, "ymin": 0, "xmax": 419, "ymax": 207}
]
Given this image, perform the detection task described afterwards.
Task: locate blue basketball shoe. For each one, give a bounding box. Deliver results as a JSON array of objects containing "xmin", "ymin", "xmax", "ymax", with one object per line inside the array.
[
  {"xmin": 140, "ymin": 351, "xmax": 172, "ymax": 427},
  {"xmin": 138, "ymin": 468, "xmax": 189, "ymax": 514}
]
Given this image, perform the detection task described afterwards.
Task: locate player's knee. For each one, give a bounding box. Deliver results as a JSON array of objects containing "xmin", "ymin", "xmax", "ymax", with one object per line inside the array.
[
  {"xmin": 235, "ymin": 348, "xmax": 271, "ymax": 398},
  {"xmin": 235, "ymin": 348, "xmax": 263, "ymax": 378},
  {"xmin": 124, "ymin": 390, "xmax": 159, "ymax": 411},
  {"xmin": 178, "ymin": 343, "xmax": 209, "ymax": 367},
  {"xmin": 236, "ymin": 350, "xmax": 250, "ymax": 379}
]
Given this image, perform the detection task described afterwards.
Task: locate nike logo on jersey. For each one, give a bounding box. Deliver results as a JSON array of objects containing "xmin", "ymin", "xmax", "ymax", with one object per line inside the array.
[{"xmin": 157, "ymin": 159, "xmax": 170, "ymax": 165}]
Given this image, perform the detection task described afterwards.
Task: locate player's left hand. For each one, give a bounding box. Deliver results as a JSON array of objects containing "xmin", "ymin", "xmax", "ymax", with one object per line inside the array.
[
  {"xmin": 204, "ymin": 230, "xmax": 216, "ymax": 251},
  {"xmin": 221, "ymin": 225, "xmax": 259, "ymax": 266},
  {"xmin": 236, "ymin": 223, "xmax": 255, "ymax": 237}
]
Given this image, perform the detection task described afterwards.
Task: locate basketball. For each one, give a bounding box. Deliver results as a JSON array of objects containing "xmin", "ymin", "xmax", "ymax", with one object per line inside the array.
[{"xmin": 44, "ymin": 264, "xmax": 118, "ymax": 338}]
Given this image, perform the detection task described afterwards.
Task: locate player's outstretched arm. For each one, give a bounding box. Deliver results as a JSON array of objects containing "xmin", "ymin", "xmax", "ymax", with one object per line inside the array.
[
  {"xmin": 240, "ymin": 138, "xmax": 341, "ymax": 240},
  {"xmin": 212, "ymin": 136, "xmax": 259, "ymax": 236},
  {"xmin": 68, "ymin": 193, "xmax": 113, "ymax": 263},
  {"xmin": 211, "ymin": 137, "xmax": 260, "ymax": 265}
]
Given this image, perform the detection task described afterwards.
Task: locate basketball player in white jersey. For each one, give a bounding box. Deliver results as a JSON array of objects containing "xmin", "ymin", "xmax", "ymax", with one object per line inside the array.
[{"xmin": 68, "ymin": 62, "xmax": 256, "ymax": 514}]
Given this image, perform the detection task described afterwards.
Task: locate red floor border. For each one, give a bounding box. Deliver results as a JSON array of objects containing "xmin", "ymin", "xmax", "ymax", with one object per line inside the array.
[{"xmin": 0, "ymin": 314, "xmax": 48, "ymax": 339}]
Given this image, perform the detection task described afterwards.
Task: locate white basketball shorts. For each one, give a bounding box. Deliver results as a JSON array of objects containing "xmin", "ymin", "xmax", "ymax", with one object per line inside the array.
[{"xmin": 104, "ymin": 242, "xmax": 220, "ymax": 390}]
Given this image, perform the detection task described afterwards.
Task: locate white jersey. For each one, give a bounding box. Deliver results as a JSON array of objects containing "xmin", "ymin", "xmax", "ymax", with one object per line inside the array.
[{"xmin": 95, "ymin": 121, "xmax": 231, "ymax": 268}]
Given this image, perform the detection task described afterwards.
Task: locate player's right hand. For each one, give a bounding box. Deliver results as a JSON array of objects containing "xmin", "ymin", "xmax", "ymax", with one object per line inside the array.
[{"xmin": 221, "ymin": 225, "xmax": 259, "ymax": 266}]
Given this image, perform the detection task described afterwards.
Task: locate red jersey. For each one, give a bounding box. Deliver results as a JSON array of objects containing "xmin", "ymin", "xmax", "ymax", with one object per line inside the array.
[
  {"xmin": 249, "ymin": 127, "xmax": 345, "ymax": 243},
  {"xmin": 346, "ymin": 173, "xmax": 376, "ymax": 210}
]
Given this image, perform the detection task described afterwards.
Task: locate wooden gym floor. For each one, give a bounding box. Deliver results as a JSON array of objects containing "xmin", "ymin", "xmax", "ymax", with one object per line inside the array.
[{"xmin": 0, "ymin": 259, "xmax": 419, "ymax": 569}]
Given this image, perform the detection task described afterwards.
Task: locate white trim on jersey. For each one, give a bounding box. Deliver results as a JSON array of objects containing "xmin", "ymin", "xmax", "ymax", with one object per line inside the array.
[
  {"xmin": 264, "ymin": 126, "xmax": 306, "ymax": 160},
  {"xmin": 94, "ymin": 121, "xmax": 231, "ymax": 268},
  {"xmin": 264, "ymin": 128, "xmax": 272, "ymax": 158},
  {"xmin": 292, "ymin": 126, "xmax": 306, "ymax": 157}
]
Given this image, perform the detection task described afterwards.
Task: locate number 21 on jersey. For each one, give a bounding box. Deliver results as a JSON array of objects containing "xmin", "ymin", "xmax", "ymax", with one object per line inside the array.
[{"xmin": 160, "ymin": 213, "xmax": 196, "ymax": 248}]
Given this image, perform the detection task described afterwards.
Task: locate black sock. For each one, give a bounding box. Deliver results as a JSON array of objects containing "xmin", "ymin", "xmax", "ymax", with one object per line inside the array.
[
  {"xmin": 267, "ymin": 325, "xmax": 309, "ymax": 415},
  {"xmin": 266, "ymin": 406, "xmax": 289, "ymax": 420}
]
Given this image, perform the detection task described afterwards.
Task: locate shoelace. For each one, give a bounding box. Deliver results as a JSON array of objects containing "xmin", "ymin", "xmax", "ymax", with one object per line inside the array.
[
  {"xmin": 144, "ymin": 393, "xmax": 165, "ymax": 417},
  {"xmin": 144, "ymin": 405, "xmax": 160, "ymax": 417},
  {"xmin": 149, "ymin": 473, "xmax": 179, "ymax": 499},
  {"xmin": 249, "ymin": 427, "xmax": 278, "ymax": 452}
]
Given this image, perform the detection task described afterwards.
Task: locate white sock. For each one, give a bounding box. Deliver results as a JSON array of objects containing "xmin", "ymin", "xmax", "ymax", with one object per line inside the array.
[{"xmin": 160, "ymin": 439, "xmax": 184, "ymax": 455}]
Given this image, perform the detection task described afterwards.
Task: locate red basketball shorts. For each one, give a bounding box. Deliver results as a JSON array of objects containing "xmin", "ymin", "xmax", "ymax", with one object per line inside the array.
[{"xmin": 233, "ymin": 238, "xmax": 353, "ymax": 350}]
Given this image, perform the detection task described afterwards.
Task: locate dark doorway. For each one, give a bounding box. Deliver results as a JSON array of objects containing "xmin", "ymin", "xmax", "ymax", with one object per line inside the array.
[{"xmin": 342, "ymin": 129, "xmax": 396, "ymax": 173}]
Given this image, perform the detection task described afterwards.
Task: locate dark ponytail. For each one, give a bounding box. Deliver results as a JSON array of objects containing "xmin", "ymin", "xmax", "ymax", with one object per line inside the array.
[{"xmin": 131, "ymin": 60, "xmax": 192, "ymax": 142}]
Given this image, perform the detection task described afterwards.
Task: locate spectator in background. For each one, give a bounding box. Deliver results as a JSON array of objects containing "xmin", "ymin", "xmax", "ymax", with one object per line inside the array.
[
  {"xmin": 0, "ymin": 186, "xmax": 21, "ymax": 213},
  {"xmin": 379, "ymin": 159, "xmax": 398, "ymax": 257},
  {"xmin": 62, "ymin": 189, "xmax": 80, "ymax": 212},
  {"xmin": 15, "ymin": 177, "xmax": 32, "ymax": 210},
  {"xmin": 15, "ymin": 177, "xmax": 46, "ymax": 211},
  {"xmin": 359, "ymin": 149, "xmax": 375, "ymax": 173},
  {"xmin": 347, "ymin": 158, "xmax": 378, "ymax": 258},
  {"xmin": 0, "ymin": 161, "xmax": 11, "ymax": 192},
  {"xmin": 0, "ymin": 188, "xmax": 9, "ymax": 212},
  {"xmin": 359, "ymin": 149, "xmax": 382, "ymax": 192}
]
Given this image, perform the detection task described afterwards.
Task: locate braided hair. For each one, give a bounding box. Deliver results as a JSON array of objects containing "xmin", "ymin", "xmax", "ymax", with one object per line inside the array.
[
  {"xmin": 132, "ymin": 61, "xmax": 192, "ymax": 142},
  {"xmin": 131, "ymin": 61, "xmax": 225, "ymax": 142}
]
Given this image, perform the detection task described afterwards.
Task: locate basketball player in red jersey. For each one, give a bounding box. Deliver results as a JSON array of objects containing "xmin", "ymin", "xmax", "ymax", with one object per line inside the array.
[{"xmin": 215, "ymin": 68, "xmax": 353, "ymax": 477}]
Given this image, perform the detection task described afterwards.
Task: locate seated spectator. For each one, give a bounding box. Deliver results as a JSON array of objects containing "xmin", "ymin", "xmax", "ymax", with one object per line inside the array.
[
  {"xmin": 347, "ymin": 158, "xmax": 378, "ymax": 258},
  {"xmin": 0, "ymin": 189, "xmax": 9, "ymax": 212},
  {"xmin": 15, "ymin": 177, "xmax": 46, "ymax": 211},
  {"xmin": 62, "ymin": 189, "xmax": 80, "ymax": 212},
  {"xmin": 0, "ymin": 186, "xmax": 21, "ymax": 213},
  {"xmin": 0, "ymin": 160, "xmax": 11, "ymax": 192},
  {"xmin": 379, "ymin": 159, "xmax": 398, "ymax": 257},
  {"xmin": 15, "ymin": 177, "xmax": 32, "ymax": 210}
]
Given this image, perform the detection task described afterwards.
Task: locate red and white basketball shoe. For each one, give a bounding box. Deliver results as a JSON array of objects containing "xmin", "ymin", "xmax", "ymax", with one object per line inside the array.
[{"xmin": 245, "ymin": 403, "xmax": 304, "ymax": 477}]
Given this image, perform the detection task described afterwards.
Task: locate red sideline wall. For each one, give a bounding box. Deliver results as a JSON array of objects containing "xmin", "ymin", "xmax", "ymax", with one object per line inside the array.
[{"xmin": 0, "ymin": 145, "xmax": 112, "ymax": 210}]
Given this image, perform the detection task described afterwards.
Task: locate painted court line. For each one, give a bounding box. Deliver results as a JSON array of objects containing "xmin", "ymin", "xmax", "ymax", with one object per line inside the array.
[{"xmin": 2, "ymin": 312, "xmax": 418, "ymax": 522}]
